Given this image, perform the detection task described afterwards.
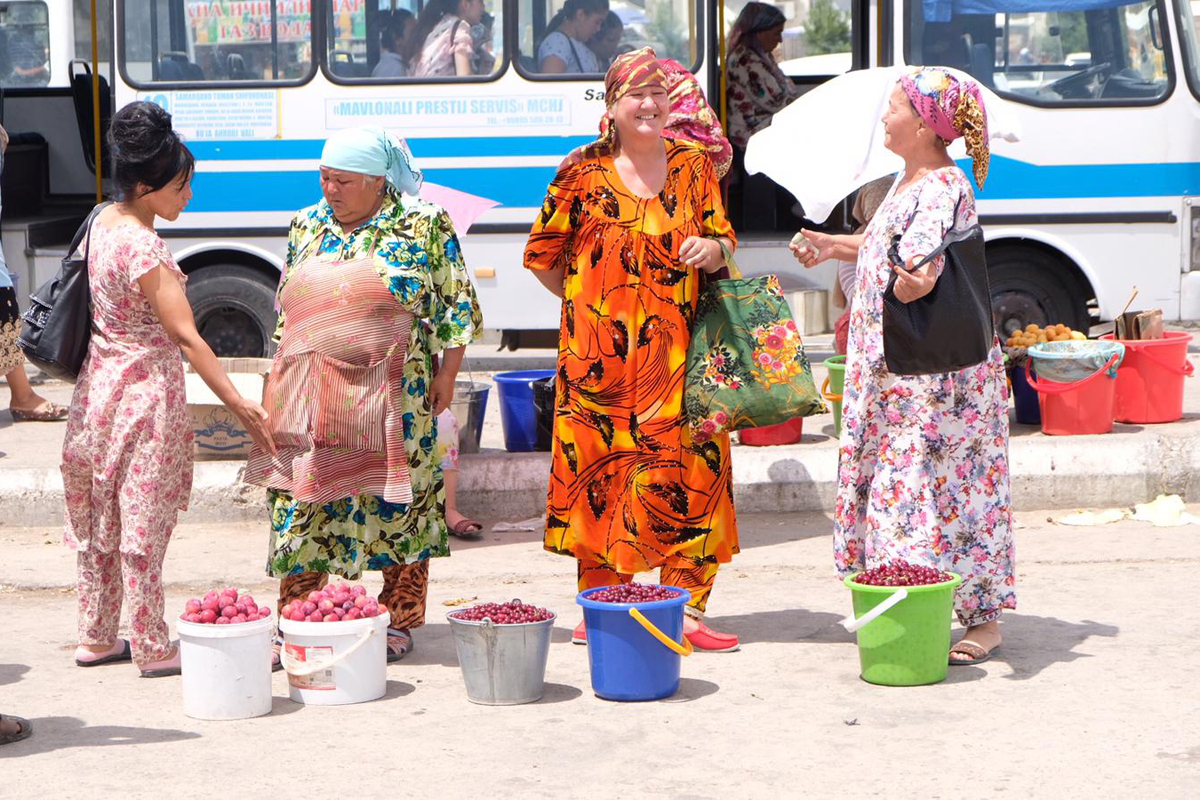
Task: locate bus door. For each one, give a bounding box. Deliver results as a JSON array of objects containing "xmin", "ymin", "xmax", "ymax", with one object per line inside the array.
[{"xmin": 903, "ymin": 0, "xmax": 1185, "ymax": 329}]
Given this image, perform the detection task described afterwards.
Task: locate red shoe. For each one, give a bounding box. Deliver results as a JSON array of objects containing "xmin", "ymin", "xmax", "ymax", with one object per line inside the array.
[
  {"xmin": 572, "ymin": 620, "xmax": 587, "ymax": 645},
  {"xmin": 685, "ymin": 621, "xmax": 740, "ymax": 653}
]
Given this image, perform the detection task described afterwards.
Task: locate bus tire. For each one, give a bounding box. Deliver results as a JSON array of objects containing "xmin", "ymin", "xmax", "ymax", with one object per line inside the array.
[
  {"xmin": 185, "ymin": 264, "xmax": 279, "ymax": 358},
  {"xmin": 987, "ymin": 246, "xmax": 1090, "ymax": 336}
]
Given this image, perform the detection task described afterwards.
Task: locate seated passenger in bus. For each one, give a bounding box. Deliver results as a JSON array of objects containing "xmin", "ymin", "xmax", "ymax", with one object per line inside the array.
[
  {"xmin": 725, "ymin": 2, "xmax": 799, "ymax": 149},
  {"xmin": 411, "ymin": 0, "xmax": 485, "ymax": 77},
  {"xmin": 373, "ymin": 11, "xmax": 416, "ymax": 78},
  {"xmin": 586, "ymin": 11, "xmax": 624, "ymax": 69},
  {"xmin": 472, "ymin": 12, "xmax": 497, "ymax": 75},
  {"xmin": 537, "ymin": 0, "xmax": 608, "ymax": 74}
]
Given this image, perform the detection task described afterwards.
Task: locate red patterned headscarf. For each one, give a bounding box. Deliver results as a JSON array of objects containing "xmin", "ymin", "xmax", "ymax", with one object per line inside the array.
[
  {"xmin": 899, "ymin": 67, "xmax": 990, "ymax": 187},
  {"xmin": 591, "ymin": 47, "xmax": 668, "ymax": 155},
  {"xmin": 660, "ymin": 59, "xmax": 733, "ymax": 178}
]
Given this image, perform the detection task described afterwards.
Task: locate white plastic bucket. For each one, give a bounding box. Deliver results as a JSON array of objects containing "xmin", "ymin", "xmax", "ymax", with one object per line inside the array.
[
  {"xmin": 178, "ymin": 615, "xmax": 274, "ymax": 721},
  {"xmin": 279, "ymin": 613, "xmax": 388, "ymax": 706}
]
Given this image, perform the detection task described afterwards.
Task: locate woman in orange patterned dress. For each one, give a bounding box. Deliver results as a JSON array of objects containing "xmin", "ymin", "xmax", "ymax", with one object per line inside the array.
[{"xmin": 524, "ymin": 49, "xmax": 741, "ymax": 652}]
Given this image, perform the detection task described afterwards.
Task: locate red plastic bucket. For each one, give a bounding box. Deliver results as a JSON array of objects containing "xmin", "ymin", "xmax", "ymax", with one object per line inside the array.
[
  {"xmin": 1100, "ymin": 331, "xmax": 1194, "ymax": 423},
  {"xmin": 739, "ymin": 417, "xmax": 804, "ymax": 446},
  {"xmin": 1025, "ymin": 355, "xmax": 1119, "ymax": 435}
]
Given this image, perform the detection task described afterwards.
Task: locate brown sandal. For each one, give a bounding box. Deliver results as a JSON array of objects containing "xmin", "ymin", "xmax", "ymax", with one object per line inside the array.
[
  {"xmin": 448, "ymin": 518, "xmax": 484, "ymax": 539},
  {"xmin": 0, "ymin": 714, "xmax": 33, "ymax": 746},
  {"xmin": 10, "ymin": 402, "xmax": 69, "ymax": 422},
  {"xmin": 949, "ymin": 640, "xmax": 1000, "ymax": 666}
]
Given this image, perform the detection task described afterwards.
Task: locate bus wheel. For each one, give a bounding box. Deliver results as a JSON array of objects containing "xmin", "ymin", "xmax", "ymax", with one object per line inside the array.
[
  {"xmin": 185, "ymin": 264, "xmax": 279, "ymax": 358},
  {"xmin": 987, "ymin": 247, "xmax": 1090, "ymax": 336}
]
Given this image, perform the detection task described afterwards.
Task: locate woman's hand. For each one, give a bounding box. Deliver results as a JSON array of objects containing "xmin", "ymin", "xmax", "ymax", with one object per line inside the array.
[
  {"xmin": 790, "ymin": 228, "xmax": 838, "ymax": 268},
  {"xmin": 231, "ymin": 397, "xmax": 276, "ymax": 456},
  {"xmin": 892, "ymin": 257, "xmax": 938, "ymax": 303},
  {"xmin": 430, "ymin": 370, "xmax": 456, "ymax": 416},
  {"xmin": 679, "ymin": 236, "xmax": 725, "ymax": 273}
]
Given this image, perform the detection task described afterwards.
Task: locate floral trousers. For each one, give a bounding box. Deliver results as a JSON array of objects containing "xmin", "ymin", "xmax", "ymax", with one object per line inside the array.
[{"xmin": 75, "ymin": 527, "xmax": 174, "ymax": 665}]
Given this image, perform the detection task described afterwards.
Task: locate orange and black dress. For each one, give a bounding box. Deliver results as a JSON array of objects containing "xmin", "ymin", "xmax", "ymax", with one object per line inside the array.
[{"xmin": 523, "ymin": 138, "xmax": 739, "ymax": 612}]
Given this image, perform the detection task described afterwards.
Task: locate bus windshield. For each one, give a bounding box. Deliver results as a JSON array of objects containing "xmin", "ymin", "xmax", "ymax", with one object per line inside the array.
[
  {"xmin": 0, "ymin": 0, "xmax": 51, "ymax": 87},
  {"xmin": 907, "ymin": 0, "xmax": 1171, "ymax": 104}
]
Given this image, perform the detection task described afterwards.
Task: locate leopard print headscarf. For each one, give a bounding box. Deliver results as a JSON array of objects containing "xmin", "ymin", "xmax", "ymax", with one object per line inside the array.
[{"xmin": 900, "ymin": 67, "xmax": 990, "ymax": 187}]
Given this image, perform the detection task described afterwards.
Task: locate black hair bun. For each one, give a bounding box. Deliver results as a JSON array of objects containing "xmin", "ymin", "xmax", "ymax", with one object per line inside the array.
[{"xmin": 108, "ymin": 101, "xmax": 195, "ymax": 200}]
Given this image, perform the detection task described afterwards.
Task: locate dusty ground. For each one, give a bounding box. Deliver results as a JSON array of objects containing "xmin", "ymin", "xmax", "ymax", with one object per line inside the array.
[{"xmin": 1, "ymin": 511, "xmax": 1197, "ymax": 797}]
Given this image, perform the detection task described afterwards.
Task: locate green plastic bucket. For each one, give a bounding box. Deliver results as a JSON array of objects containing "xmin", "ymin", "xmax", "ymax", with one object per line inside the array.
[
  {"xmin": 823, "ymin": 356, "xmax": 846, "ymax": 437},
  {"xmin": 842, "ymin": 572, "xmax": 963, "ymax": 686}
]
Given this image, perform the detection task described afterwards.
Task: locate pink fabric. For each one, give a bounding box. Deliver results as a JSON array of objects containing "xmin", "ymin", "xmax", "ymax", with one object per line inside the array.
[
  {"xmin": 245, "ymin": 253, "xmax": 415, "ymax": 505},
  {"xmin": 899, "ymin": 69, "xmax": 987, "ymax": 145},
  {"xmin": 420, "ymin": 182, "xmax": 500, "ymax": 236},
  {"xmin": 61, "ymin": 222, "xmax": 193, "ymax": 664}
]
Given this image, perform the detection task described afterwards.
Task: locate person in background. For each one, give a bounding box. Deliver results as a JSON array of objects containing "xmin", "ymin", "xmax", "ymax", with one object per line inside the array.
[
  {"xmin": 831, "ymin": 176, "xmax": 891, "ymax": 356},
  {"xmin": 411, "ymin": 0, "xmax": 485, "ymax": 77},
  {"xmin": 372, "ymin": 11, "xmax": 417, "ymax": 78},
  {"xmin": 244, "ymin": 127, "xmax": 482, "ymax": 662},
  {"xmin": 437, "ymin": 408, "xmax": 483, "ymax": 538},
  {"xmin": 537, "ymin": 0, "xmax": 608, "ymax": 74},
  {"xmin": 62, "ymin": 102, "xmax": 273, "ymax": 678},
  {"xmin": 660, "ymin": 59, "xmax": 733, "ymax": 180},
  {"xmin": 586, "ymin": 11, "xmax": 624, "ymax": 68},
  {"xmin": 525, "ymin": 49, "xmax": 742, "ymax": 653},
  {"xmin": 793, "ymin": 69, "xmax": 1013, "ymax": 666},
  {"xmin": 471, "ymin": 12, "xmax": 498, "ymax": 75},
  {"xmin": 725, "ymin": 2, "xmax": 799, "ymax": 149},
  {"xmin": 0, "ymin": 123, "xmax": 68, "ymax": 422}
]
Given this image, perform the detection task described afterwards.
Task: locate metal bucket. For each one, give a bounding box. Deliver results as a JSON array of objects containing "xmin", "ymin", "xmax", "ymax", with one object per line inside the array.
[
  {"xmin": 450, "ymin": 380, "xmax": 490, "ymax": 455},
  {"xmin": 446, "ymin": 611, "xmax": 555, "ymax": 705}
]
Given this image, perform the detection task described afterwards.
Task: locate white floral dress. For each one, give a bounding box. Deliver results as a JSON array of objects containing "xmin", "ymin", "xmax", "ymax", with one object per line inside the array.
[{"xmin": 835, "ymin": 167, "xmax": 1015, "ymax": 626}]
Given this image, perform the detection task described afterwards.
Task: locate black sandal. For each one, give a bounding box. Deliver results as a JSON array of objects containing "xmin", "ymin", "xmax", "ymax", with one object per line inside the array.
[
  {"xmin": 0, "ymin": 714, "xmax": 33, "ymax": 746},
  {"xmin": 75, "ymin": 639, "xmax": 132, "ymax": 667}
]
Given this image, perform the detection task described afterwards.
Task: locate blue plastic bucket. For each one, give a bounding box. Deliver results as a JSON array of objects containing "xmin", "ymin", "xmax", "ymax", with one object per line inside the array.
[
  {"xmin": 1010, "ymin": 362, "xmax": 1041, "ymax": 425},
  {"xmin": 493, "ymin": 369, "xmax": 555, "ymax": 452},
  {"xmin": 576, "ymin": 585, "xmax": 692, "ymax": 701}
]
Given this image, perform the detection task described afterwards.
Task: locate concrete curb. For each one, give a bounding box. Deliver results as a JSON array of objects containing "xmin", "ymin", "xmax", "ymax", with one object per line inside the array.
[{"xmin": 3, "ymin": 427, "xmax": 1197, "ymax": 526}]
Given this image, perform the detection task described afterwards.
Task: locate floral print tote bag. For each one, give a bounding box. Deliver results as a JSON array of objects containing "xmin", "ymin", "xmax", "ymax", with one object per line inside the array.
[{"xmin": 684, "ymin": 249, "xmax": 826, "ymax": 441}]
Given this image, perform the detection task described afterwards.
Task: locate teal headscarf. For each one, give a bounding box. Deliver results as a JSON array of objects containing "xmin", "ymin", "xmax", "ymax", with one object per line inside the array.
[{"xmin": 320, "ymin": 127, "xmax": 423, "ymax": 195}]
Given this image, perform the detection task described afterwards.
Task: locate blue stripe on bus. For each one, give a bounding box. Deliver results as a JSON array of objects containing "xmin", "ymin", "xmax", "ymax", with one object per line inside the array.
[
  {"xmin": 970, "ymin": 156, "xmax": 1200, "ymax": 200},
  {"xmin": 187, "ymin": 136, "xmax": 594, "ymax": 161},
  {"xmin": 187, "ymin": 165, "xmax": 557, "ymax": 212}
]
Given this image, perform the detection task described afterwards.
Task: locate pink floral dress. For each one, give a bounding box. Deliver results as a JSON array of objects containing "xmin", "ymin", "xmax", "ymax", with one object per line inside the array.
[
  {"xmin": 61, "ymin": 222, "xmax": 193, "ymax": 664},
  {"xmin": 835, "ymin": 167, "xmax": 1015, "ymax": 626}
]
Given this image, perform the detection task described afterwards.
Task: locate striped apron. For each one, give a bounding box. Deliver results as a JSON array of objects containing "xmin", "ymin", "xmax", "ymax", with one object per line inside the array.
[{"xmin": 244, "ymin": 252, "xmax": 414, "ymax": 505}]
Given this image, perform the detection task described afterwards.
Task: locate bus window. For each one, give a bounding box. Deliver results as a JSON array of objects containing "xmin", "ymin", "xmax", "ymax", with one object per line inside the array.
[
  {"xmin": 1176, "ymin": 0, "xmax": 1200, "ymax": 98},
  {"xmin": 122, "ymin": 0, "xmax": 314, "ymax": 85},
  {"xmin": 327, "ymin": 0, "xmax": 504, "ymax": 80},
  {"xmin": 906, "ymin": 0, "xmax": 1171, "ymax": 104},
  {"xmin": 73, "ymin": 0, "xmax": 113, "ymax": 63},
  {"xmin": 0, "ymin": 1, "xmax": 51, "ymax": 87},
  {"xmin": 517, "ymin": 0, "xmax": 700, "ymax": 77},
  {"xmin": 772, "ymin": 0, "xmax": 854, "ymax": 79}
]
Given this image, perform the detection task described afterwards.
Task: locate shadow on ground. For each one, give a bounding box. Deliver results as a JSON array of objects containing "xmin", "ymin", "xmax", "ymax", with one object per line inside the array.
[
  {"xmin": 993, "ymin": 614, "xmax": 1119, "ymax": 681},
  {"xmin": 704, "ymin": 607, "xmax": 850, "ymax": 645},
  {"xmin": 0, "ymin": 663, "xmax": 30, "ymax": 686},
  {"xmin": 0, "ymin": 716, "xmax": 200, "ymax": 757}
]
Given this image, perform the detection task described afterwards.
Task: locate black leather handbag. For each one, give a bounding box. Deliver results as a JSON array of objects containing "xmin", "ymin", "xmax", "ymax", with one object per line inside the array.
[
  {"xmin": 882, "ymin": 197, "xmax": 994, "ymax": 376},
  {"xmin": 18, "ymin": 203, "xmax": 108, "ymax": 382}
]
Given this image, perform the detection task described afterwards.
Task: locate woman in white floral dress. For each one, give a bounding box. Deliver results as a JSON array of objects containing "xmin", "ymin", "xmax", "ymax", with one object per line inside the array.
[{"xmin": 795, "ymin": 68, "xmax": 1014, "ymax": 665}]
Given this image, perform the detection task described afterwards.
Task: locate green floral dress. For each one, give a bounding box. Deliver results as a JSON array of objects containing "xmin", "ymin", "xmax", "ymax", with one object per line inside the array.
[{"xmin": 266, "ymin": 191, "xmax": 482, "ymax": 579}]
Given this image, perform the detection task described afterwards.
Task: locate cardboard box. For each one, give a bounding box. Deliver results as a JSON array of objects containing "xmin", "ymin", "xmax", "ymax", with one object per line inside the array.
[{"xmin": 185, "ymin": 357, "xmax": 271, "ymax": 460}]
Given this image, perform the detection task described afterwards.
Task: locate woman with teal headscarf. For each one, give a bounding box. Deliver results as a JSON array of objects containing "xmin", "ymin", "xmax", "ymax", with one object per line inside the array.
[{"xmin": 245, "ymin": 127, "xmax": 482, "ymax": 661}]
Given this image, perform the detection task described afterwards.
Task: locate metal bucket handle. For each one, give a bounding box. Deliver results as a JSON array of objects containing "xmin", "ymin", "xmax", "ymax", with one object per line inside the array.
[
  {"xmin": 628, "ymin": 608, "xmax": 694, "ymax": 657},
  {"xmin": 282, "ymin": 622, "xmax": 380, "ymax": 677},
  {"xmin": 840, "ymin": 588, "xmax": 909, "ymax": 632}
]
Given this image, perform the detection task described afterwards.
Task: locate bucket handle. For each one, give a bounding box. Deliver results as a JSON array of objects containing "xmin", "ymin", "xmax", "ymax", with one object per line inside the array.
[
  {"xmin": 821, "ymin": 375, "xmax": 843, "ymax": 403},
  {"xmin": 628, "ymin": 608, "xmax": 693, "ymax": 657},
  {"xmin": 1024, "ymin": 353, "xmax": 1119, "ymax": 396},
  {"xmin": 840, "ymin": 588, "xmax": 909, "ymax": 633},
  {"xmin": 282, "ymin": 622, "xmax": 380, "ymax": 677},
  {"xmin": 1134, "ymin": 345, "xmax": 1196, "ymax": 377}
]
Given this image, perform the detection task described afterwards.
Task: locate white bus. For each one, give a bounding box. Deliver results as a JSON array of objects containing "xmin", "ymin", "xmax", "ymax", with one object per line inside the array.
[{"xmin": 2, "ymin": 0, "xmax": 1199, "ymax": 356}]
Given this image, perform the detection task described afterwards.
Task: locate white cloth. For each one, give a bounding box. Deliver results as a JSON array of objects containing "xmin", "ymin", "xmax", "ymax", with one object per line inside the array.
[{"xmin": 537, "ymin": 31, "xmax": 599, "ymax": 73}]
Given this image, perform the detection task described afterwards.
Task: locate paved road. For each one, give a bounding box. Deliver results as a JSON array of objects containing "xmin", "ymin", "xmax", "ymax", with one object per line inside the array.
[{"xmin": 1, "ymin": 511, "xmax": 1196, "ymax": 796}]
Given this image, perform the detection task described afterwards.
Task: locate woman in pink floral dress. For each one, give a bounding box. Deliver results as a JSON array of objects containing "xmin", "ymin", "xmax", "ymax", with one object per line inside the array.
[
  {"xmin": 795, "ymin": 69, "xmax": 1014, "ymax": 666},
  {"xmin": 61, "ymin": 102, "xmax": 273, "ymax": 678}
]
